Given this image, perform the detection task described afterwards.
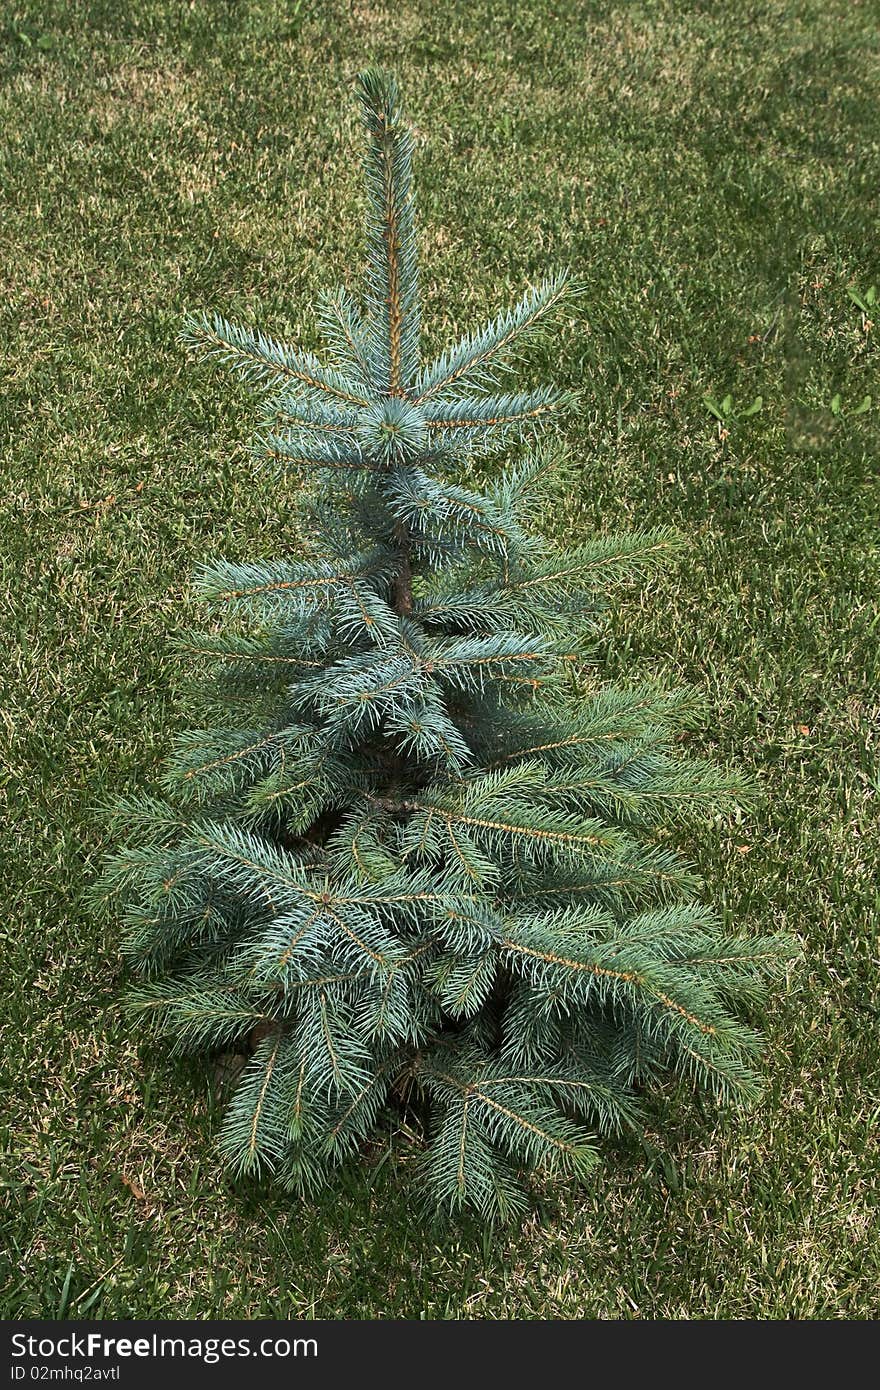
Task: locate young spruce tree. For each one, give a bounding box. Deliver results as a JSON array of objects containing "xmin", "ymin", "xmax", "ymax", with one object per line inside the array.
[{"xmin": 97, "ymin": 72, "xmax": 792, "ymax": 1220}]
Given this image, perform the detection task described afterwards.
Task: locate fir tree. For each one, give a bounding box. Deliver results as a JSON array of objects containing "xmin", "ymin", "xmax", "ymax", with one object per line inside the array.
[{"xmin": 95, "ymin": 71, "xmax": 794, "ymax": 1221}]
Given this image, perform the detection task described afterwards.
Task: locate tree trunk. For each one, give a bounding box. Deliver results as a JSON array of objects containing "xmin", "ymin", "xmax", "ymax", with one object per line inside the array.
[{"xmin": 390, "ymin": 521, "xmax": 413, "ymax": 615}]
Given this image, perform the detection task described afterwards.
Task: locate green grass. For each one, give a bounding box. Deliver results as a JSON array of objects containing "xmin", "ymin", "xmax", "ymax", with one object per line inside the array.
[{"xmin": 2, "ymin": 0, "xmax": 879, "ymax": 1319}]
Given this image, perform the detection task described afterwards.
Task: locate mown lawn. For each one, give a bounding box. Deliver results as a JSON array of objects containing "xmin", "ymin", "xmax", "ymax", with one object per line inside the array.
[{"xmin": 1, "ymin": 0, "xmax": 878, "ymax": 1319}]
